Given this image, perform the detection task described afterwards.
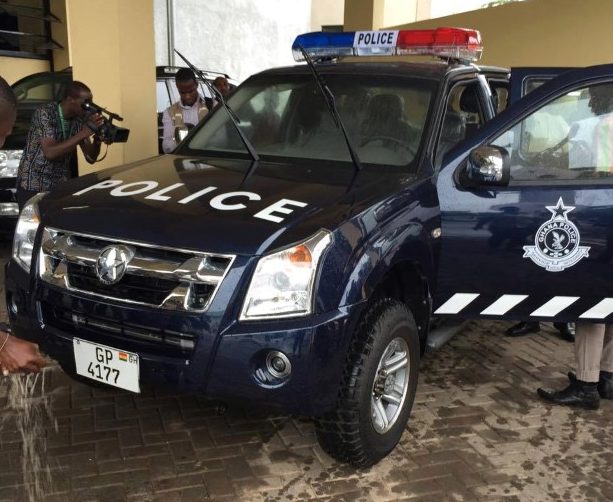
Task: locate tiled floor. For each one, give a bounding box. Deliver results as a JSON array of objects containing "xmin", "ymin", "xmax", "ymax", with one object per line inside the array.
[{"xmin": 0, "ymin": 244, "xmax": 611, "ymax": 501}]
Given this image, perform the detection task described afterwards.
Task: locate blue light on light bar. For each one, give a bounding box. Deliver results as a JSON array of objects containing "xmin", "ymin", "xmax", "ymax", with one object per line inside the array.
[{"xmin": 292, "ymin": 32, "xmax": 355, "ymax": 61}]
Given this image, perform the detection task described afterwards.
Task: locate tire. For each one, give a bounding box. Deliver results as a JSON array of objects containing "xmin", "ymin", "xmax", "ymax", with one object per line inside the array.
[{"xmin": 315, "ymin": 298, "xmax": 420, "ymax": 467}]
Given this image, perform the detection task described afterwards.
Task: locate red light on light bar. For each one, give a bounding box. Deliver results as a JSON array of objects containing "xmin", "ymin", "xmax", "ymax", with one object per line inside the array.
[
  {"xmin": 397, "ymin": 27, "xmax": 481, "ymax": 48},
  {"xmin": 396, "ymin": 27, "xmax": 482, "ymax": 61}
]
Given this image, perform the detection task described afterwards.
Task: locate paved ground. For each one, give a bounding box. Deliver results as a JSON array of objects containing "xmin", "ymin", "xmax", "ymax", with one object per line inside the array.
[{"xmin": 0, "ymin": 243, "xmax": 611, "ymax": 501}]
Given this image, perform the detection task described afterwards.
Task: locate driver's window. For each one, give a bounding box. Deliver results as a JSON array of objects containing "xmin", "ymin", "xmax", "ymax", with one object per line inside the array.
[
  {"xmin": 491, "ymin": 83, "xmax": 613, "ymax": 181},
  {"xmin": 435, "ymin": 82, "xmax": 486, "ymax": 167}
]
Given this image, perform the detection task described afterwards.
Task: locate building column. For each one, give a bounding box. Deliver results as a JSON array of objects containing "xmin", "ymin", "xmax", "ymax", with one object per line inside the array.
[
  {"xmin": 343, "ymin": 0, "xmax": 385, "ymax": 31},
  {"xmin": 343, "ymin": 0, "xmax": 433, "ymax": 31}
]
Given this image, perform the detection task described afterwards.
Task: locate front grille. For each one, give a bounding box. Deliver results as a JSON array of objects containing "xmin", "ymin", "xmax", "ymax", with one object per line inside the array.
[
  {"xmin": 42, "ymin": 303, "xmax": 196, "ymax": 355},
  {"xmin": 67, "ymin": 263, "xmax": 181, "ymax": 305},
  {"xmin": 39, "ymin": 228, "xmax": 234, "ymax": 312}
]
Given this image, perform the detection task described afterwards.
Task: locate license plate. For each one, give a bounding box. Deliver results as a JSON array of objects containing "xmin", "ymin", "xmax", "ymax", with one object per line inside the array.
[{"xmin": 73, "ymin": 338, "xmax": 140, "ymax": 393}]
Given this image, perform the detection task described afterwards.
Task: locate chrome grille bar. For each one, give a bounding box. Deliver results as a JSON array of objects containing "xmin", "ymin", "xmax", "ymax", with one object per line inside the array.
[{"xmin": 39, "ymin": 227, "xmax": 235, "ymax": 312}]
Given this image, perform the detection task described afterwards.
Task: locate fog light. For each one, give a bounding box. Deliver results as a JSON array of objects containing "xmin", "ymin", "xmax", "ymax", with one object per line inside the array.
[{"xmin": 265, "ymin": 351, "xmax": 291, "ymax": 379}]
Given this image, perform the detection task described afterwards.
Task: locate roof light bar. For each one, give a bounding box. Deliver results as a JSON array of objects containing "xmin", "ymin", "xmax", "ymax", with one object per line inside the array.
[{"xmin": 292, "ymin": 27, "xmax": 482, "ymax": 62}]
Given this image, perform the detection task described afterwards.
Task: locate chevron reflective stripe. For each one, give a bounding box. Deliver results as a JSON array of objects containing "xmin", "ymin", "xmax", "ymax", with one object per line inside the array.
[
  {"xmin": 530, "ymin": 296, "xmax": 580, "ymax": 317},
  {"xmin": 480, "ymin": 295, "xmax": 528, "ymax": 316},
  {"xmin": 579, "ymin": 298, "xmax": 613, "ymax": 319},
  {"xmin": 434, "ymin": 293, "xmax": 479, "ymax": 314},
  {"xmin": 435, "ymin": 294, "xmax": 613, "ymax": 318}
]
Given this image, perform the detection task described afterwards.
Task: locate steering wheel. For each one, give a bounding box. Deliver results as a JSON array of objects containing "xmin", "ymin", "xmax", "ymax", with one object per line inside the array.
[{"xmin": 530, "ymin": 146, "xmax": 567, "ymax": 168}]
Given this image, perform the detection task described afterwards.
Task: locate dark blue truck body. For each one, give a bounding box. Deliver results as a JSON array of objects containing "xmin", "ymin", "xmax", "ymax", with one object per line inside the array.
[{"xmin": 6, "ymin": 46, "xmax": 613, "ymax": 465}]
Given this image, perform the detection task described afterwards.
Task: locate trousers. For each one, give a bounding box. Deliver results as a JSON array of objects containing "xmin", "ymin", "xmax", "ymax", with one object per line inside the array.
[{"xmin": 575, "ymin": 322, "xmax": 613, "ymax": 382}]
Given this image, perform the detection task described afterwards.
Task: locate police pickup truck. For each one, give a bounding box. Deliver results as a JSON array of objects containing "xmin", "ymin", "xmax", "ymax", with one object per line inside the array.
[{"xmin": 7, "ymin": 28, "xmax": 613, "ymax": 467}]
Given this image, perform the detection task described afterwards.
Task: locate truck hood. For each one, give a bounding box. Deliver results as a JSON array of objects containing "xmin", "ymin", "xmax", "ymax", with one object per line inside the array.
[{"xmin": 39, "ymin": 155, "xmax": 409, "ymax": 255}]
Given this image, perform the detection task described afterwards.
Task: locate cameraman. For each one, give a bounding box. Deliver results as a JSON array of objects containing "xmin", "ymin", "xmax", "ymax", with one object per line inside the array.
[{"xmin": 16, "ymin": 81, "xmax": 104, "ymax": 209}]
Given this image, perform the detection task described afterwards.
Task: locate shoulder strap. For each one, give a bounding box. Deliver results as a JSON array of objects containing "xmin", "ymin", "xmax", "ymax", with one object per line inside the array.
[
  {"xmin": 197, "ymin": 99, "xmax": 209, "ymax": 121},
  {"xmin": 170, "ymin": 102, "xmax": 184, "ymax": 127}
]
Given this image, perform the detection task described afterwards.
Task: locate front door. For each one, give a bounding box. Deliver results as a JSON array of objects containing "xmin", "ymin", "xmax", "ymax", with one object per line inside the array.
[{"xmin": 434, "ymin": 64, "xmax": 613, "ymax": 323}]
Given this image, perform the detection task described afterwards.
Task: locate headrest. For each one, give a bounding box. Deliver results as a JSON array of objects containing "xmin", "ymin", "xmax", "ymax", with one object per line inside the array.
[
  {"xmin": 459, "ymin": 89, "xmax": 480, "ymax": 114},
  {"xmin": 367, "ymin": 94, "xmax": 404, "ymax": 121}
]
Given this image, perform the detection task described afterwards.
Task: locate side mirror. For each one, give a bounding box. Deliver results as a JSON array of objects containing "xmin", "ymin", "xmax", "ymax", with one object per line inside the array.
[
  {"xmin": 174, "ymin": 123, "xmax": 194, "ymax": 143},
  {"xmin": 465, "ymin": 145, "xmax": 510, "ymax": 187}
]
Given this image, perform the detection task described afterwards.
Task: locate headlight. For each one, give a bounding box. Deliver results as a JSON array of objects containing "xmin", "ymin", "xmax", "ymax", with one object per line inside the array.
[
  {"xmin": 240, "ymin": 230, "xmax": 332, "ymax": 320},
  {"xmin": 12, "ymin": 192, "xmax": 46, "ymax": 272},
  {"xmin": 0, "ymin": 150, "xmax": 23, "ymax": 178}
]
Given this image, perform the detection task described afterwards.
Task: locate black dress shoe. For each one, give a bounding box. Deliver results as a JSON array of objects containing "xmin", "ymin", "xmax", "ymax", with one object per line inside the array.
[
  {"xmin": 553, "ymin": 322, "xmax": 575, "ymax": 342},
  {"xmin": 505, "ymin": 321, "xmax": 540, "ymax": 337},
  {"xmin": 571, "ymin": 370, "xmax": 613, "ymax": 399},
  {"xmin": 538, "ymin": 380, "xmax": 600, "ymax": 410}
]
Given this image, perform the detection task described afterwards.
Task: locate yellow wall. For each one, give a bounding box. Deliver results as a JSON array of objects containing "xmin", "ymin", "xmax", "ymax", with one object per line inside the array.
[
  {"xmin": 0, "ymin": 57, "xmax": 49, "ymax": 85},
  {"xmin": 59, "ymin": 0, "xmax": 157, "ymax": 175},
  {"xmin": 389, "ymin": 0, "xmax": 613, "ymax": 68},
  {"xmin": 382, "ymin": 0, "xmax": 427, "ymax": 27}
]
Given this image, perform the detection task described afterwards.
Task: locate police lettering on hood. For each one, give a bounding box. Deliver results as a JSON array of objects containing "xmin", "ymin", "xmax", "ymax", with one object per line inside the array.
[{"xmin": 73, "ymin": 180, "xmax": 308, "ymax": 223}]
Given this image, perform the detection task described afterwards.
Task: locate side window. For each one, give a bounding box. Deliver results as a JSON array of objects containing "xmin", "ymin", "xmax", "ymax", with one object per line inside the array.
[
  {"xmin": 491, "ymin": 83, "xmax": 613, "ymax": 181},
  {"xmin": 435, "ymin": 82, "xmax": 486, "ymax": 167},
  {"xmin": 523, "ymin": 77, "xmax": 549, "ymax": 96}
]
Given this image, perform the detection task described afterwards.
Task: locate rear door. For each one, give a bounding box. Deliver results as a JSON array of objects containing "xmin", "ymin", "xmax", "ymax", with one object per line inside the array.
[{"xmin": 433, "ymin": 64, "xmax": 613, "ymax": 323}]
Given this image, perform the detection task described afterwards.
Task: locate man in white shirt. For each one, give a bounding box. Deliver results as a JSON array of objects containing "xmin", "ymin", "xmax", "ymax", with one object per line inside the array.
[{"xmin": 161, "ymin": 68, "xmax": 209, "ymax": 153}]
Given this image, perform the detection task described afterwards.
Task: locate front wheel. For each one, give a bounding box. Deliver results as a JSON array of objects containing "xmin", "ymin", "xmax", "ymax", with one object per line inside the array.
[{"xmin": 315, "ymin": 299, "xmax": 420, "ymax": 467}]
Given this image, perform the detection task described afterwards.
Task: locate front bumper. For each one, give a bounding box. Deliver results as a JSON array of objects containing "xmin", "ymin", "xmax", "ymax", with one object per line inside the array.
[{"xmin": 5, "ymin": 259, "xmax": 364, "ymax": 416}]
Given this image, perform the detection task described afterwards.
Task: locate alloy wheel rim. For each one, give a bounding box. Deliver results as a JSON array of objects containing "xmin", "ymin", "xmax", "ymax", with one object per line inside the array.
[{"xmin": 371, "ymin": 337, "xmax": 410, "ymax": 434}]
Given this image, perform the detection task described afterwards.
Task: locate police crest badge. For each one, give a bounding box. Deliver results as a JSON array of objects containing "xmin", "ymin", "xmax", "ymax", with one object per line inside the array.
[{"xmin": 523, "ymin": 197, "xmax": 590, "ymax": 272}]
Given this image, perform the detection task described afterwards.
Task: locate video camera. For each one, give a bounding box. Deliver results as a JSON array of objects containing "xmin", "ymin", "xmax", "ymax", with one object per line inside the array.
[{"xmin": 82, "ymin": 100, "xmax": 130, "ymax": 144}]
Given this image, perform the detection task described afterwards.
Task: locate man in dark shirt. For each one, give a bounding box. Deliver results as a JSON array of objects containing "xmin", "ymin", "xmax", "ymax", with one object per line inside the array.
[{"xmin": 16, "ymin": 81, "xmax": 103, "ymax": 208}]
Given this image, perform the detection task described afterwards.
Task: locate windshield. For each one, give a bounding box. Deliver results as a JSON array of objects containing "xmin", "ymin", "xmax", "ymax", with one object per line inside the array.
[{"xmin": 180, "ymin": 73, "xmax": 436, "ymax": 169}]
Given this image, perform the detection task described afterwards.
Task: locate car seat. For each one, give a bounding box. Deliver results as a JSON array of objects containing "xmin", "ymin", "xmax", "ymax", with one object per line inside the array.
[{"xmin": 360, "ymin": 94, "xmax": 412, "ymax": 149}]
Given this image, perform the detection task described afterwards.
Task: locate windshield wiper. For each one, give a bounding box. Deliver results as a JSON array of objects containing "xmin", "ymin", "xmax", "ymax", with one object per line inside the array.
[
  {"xmin": 174, "ymin": 49, "xmax": 259, "ymax": 164},
  {"xmin": 297, "ymin": 45, "xmax": 362, "ymax": 174}
]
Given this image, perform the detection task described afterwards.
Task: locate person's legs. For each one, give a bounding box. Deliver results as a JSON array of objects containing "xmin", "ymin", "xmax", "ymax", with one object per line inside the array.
[
  {"xmin": 505, "ymin": 321, "xmax": 540, "ymax": 337},
  {"xmin": 553, "ymin": 322, "xmax": 575, "ymax": 342},
  {"xmin": 598, "ymin": 324, "xmax": 613, "ymax": 398},
  {"xmin": 575, "ymin": 322, "xmax": 604, "ymax": 382},
  {"xmin": 537, "ymin": 322, "xmax": 601, "ymax": 409}
]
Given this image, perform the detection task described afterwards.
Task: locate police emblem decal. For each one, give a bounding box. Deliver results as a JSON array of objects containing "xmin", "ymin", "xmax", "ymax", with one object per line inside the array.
[
  {"xmin": 95, "ymin": 245, "xmax": 135, "ymax": 285},
  {"xmin": 523, "ymin": 198, "xmax": 590, "ymax": 272}
]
